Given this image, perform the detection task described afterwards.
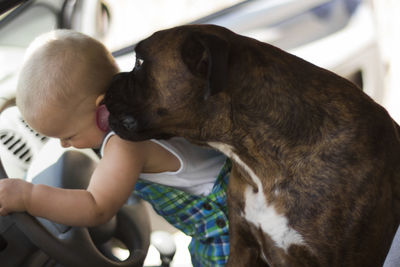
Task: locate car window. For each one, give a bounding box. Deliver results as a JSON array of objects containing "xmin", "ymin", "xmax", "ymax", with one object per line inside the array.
[
  {"xmin": 0, "ymin": 3, "xmax": 59, "ymax": 47},
  {"xmin": 103, "ymin": 0, "xmax": 245, "ymax": 51}
]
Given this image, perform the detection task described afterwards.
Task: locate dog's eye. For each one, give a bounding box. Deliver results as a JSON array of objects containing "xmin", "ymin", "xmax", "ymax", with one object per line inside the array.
[{"xmin": 135, "ymin": 58, "xmax": 144, "ymax": 69}]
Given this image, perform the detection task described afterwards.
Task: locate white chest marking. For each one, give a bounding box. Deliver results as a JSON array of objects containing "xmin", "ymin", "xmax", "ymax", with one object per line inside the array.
[{"xmin": 208, "ymin": 142, "xmax": 305, "ymax": 252}]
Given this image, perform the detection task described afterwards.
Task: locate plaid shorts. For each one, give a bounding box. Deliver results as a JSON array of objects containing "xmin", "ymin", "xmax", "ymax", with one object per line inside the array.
[{"xmin": 134, "ymin": 160, "xmax": 232, "ymax": 267}]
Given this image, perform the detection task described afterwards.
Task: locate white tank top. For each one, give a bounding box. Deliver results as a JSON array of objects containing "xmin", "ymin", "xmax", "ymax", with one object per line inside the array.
[{"xmin": 100, "ymin": 132, "xmax": 226, "ymax": 196}]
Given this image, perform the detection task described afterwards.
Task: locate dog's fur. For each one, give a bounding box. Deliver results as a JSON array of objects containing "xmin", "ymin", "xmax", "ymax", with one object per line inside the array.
[{"xmin": 105, "ymin": 24, "xmax": 400, "ymax": 266}]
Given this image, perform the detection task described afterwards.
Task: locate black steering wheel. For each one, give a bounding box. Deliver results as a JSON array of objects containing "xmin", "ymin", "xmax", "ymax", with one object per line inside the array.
[{"xmin": 0, "ymin": 146, "xmax": 150, "ymax": 266}]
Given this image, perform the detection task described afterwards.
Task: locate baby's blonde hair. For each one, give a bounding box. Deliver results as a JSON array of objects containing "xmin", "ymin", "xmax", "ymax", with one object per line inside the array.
[{"xmin": 16, "ymin": 29, "xmax": 119, "ymax": 122}]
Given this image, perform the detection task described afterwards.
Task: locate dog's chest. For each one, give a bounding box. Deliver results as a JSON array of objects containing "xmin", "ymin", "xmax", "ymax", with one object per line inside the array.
[
  {"xmin": 208, "ymin": 142, "xmax": 305, "ymax": 252},
  {"xmin": 243, "ymin": 184, "xmax": 305, "ymax": 251}
]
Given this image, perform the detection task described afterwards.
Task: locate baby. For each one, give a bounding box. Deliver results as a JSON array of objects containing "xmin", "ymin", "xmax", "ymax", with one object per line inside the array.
[{"xmin": 0, "ymin": 30, "xmax": 230, "ymax": 266}]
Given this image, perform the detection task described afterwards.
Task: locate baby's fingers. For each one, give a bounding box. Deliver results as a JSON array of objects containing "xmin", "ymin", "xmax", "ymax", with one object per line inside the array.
[{"xmin": 0, "ymin": 205, "xmax": 10, "ymax": 216}]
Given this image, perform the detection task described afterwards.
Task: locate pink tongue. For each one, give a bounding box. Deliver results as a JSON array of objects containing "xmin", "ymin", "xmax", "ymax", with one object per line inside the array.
[{"xmin": 96, "ymin": 104, "xmax": 110, "ymax": 132}]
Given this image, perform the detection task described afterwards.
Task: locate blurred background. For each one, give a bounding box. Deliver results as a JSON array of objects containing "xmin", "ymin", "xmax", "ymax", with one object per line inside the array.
[{"xmin": 0, "ymin": 0, "xmax": 399, "ymax": 266}]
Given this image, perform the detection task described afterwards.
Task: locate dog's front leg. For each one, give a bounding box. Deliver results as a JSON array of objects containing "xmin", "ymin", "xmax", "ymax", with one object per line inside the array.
[
  {"xmin": 226, "ymin": 165, "xmax": 269, "ymax": 266},
  {"xmin": 226, "ymin": 212, "xmax": 269, "ymax": 266}
]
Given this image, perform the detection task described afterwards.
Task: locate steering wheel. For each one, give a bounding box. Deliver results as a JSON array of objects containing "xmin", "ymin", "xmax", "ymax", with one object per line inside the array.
[{"xmin": 0, "ymin": 103, "xmax": 150, "ymax": 267}]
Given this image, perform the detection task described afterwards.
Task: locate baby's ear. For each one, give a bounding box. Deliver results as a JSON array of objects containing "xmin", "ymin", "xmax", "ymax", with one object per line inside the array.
[{"xmin": 96, "ymin": 94, "xmax": 105, "ymax": 106}]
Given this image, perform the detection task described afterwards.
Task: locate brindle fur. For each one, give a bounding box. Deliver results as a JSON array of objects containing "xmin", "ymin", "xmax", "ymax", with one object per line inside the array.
[{"xmin": 105, "ymin": 24, "xmax": 400, "ymax": 266}]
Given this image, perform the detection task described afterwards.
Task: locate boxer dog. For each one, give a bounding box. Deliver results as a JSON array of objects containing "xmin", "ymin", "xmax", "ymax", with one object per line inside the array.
[{"xmin": 105, "ymin": 24, "xmax": 400, "ymax": 266}]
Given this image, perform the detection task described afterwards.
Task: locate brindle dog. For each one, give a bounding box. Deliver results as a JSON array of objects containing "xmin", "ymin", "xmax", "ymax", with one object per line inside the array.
[{"xmin": 105, "ymin": 24, "xmax": 400, "ymax": 266}]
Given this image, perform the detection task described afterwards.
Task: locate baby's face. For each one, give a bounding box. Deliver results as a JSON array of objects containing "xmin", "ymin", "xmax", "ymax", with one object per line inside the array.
[
  {"xmin": 28, "ymin": 101, "xmax": 106, "ymax": 149},
  {"xmin": 57, "ymin": 111, "xmax": 106, "ymax": 149}
]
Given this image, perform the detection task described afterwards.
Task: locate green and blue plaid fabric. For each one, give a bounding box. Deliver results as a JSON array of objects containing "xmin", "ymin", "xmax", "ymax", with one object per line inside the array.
[{"xmin": 134, "ymin": 159, "xmax": 232, "ymax": 267}]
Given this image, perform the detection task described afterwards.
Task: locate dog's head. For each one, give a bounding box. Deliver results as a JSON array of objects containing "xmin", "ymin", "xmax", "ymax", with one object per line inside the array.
[{"xmin": 105, "ymin": 25, "xmax": 234, "ymax": 142}]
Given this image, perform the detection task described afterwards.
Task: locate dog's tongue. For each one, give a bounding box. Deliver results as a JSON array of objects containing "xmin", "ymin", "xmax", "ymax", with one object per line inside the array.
[{"xmin": 96, "ymin": 104, "xmax": 110, "ymax": 132}]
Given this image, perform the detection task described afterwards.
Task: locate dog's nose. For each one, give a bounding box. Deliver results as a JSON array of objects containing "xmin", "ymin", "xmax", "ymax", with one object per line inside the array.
[{"xmin": 121, "ymin": 115, "xmax": 138, "ymax": 131}]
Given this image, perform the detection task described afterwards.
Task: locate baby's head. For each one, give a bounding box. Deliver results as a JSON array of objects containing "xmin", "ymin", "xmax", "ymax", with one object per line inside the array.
[{"xmin": 16, "ymin": 30, "xmax": 119, "ymax": 137}]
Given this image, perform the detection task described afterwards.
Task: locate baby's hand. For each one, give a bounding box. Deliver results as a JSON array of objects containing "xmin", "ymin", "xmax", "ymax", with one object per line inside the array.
[{"xmin": 0, "ymin": 179, "xmax": 33, "ymax": 216}]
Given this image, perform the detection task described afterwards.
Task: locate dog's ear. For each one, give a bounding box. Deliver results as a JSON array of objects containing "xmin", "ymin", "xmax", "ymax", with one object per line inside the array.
[{"xmin": 181, "ymin": 31, "xmax": 229, "ymax": 100}]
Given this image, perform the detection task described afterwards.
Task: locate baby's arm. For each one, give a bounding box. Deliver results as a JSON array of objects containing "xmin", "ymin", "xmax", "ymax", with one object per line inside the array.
[{"xmin": 0, "ymin": 135, "xmax": 147, "ymax": 226}]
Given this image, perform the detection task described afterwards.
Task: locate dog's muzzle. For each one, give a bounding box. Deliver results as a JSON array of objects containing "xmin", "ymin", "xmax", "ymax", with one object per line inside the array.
[
  {"xmin": 120, "ymin": 115, "xmax": 138, "ymax": 131},
  {"xmin": 107, "ymin": 113, "xmax": 139, "ymax": 139}
]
